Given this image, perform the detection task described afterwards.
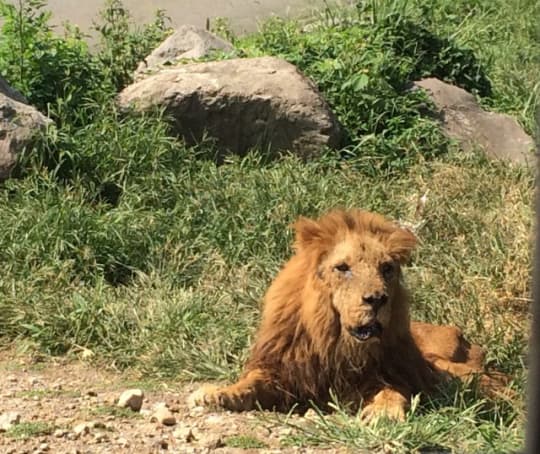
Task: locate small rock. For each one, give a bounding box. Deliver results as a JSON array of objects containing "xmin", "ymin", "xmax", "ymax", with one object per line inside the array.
[
  {"xmin": 94, "ymin": 432, "xmax": 109, "ymax": 443},
  {"xmin": 0, "ymin": 412, "xmax": 21, "ymax": 431},
  {"xmin": 116, "ymin": 437, "xmax": 129, "ymax": 447},
  {"xmin": 81, "ymin": 348, "xmax": 94, "ymax": 360},
  {"xmin": 86, "ymin": 390, "xmax": 97, "ymax": 397},
  {"xmin": 7, "ymin": 375, "xmax": 18, "ymax": 383},
  {"xmin": 117, "ymin": 389, "xmax": 144, "ymax": 412},
  {"xmin": 72, "ymin": 422, "xmax": 91, "ymax": 437},
  {"xmin": 204, "ymin": 414, "xmax": 226, "ymax": 425},
  {"xmin": 173, "ymin": 425, "xmax": 196, "ymax": 443},
  {"xmin": 151, "ymin": 405, "xmax": 177, "ymax": 426},
  {"xmin": 89, "ymin": 420, "xmax": 105, "ymax": 429},
  {"xmin": 158, "ymin": 439, "xmax": 168, "ymax": 450},
  {"xmin": 37, "ymin": 443, "xmax": 49, "ymax": 452},
  {"xmin": 199, "ymin": 434, "xmax": 224, "ymax": 449},
  {"xmin": 29, "ymin": 377, "xmax": 40, "ymax": 385},
  {"xmin": 303, "ymin": 409, "xmax": 318, "ymax": 419},
  {"xmin": 53, "ymin": 429, "xmax": 67, "ymax": 438},
  {"xmin": 189, "ymin": 406, "xmax": 205, "ymax": 416},
  {"xmin": 279, "ymin": 427, "xmax": 294, "ymax": 437}
]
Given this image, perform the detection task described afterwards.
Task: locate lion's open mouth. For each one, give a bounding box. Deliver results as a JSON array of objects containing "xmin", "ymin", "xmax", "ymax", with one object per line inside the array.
[{"xmin": 349, "ymin": 321, "xmax": 383, "ymax": 341}]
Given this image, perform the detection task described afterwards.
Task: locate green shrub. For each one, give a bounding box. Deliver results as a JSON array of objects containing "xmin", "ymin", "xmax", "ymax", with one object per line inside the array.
[
  {"xmin": 0, "ymin": 0, "xmax": 170, "ymax": 122},
  {"xmin": 94, "ymin": 0, "xmax": 170, "ymax": 91},
  {"xmin": 0, "ymin": 0, "xmax": 105, "ymax": 115}
]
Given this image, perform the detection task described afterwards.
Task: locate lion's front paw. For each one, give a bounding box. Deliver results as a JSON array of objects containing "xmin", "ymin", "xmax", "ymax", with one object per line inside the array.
[
  {"xmin": 361, "ymin": 400, "xmax": 406, "ymax": 423},
  {"xmin": 187, "ymin": 384, "xmax": 222, "ymax": 409},
  {"xmin": 187, "ymin": 384, "xmax": 255, "ymax": 412}
]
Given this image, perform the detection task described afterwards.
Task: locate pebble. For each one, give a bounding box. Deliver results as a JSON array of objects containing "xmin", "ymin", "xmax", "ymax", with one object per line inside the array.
[
  {"xmin": 173, "ymin": 425, "xmax": 196, "ymax": 443},
  {"xmin": 117, "ymin": 389, "xmax": 144, "ymax": 412},
  {"xmin": 91, "ymin": 421, "xmax": 107, "ymax": 429},
  {"xmin": 116, "ymin": 437, "xmax": 130, "ymax": 447},
  {"xmin": 202, "ymin": 434, "xmax": 224, "ymax": 449},
  {"xmin": 72, "ymin": 422, "xmax": 91, "ymax": 437},
  {"xmin": 151, "ymin": 405, "xmax": 177, "ymax": 426},
  {"xmin": 189, "ymin": 406, "xmax": 205, "ymax": 416},
  {"xmin": 0, "ymin": 411, "xmax": 21, "ymax": 431},
  {"xmin": 303, "ymin": 409, "xmax": 318, "ymax": 419},
  {"xmin": 94, "ymin": 432, "xmax": 109, "ymax": 443},
  {"xmin": 155, "ymin": 439, "xmax": 168, "ymax": 450},
  {"xmin": 204, "ymin": 414, "xmax": 226, "ymax": 425},
  {"xmin": 53, "ymin": 429, "xmax": 67, "ymax": 438}
]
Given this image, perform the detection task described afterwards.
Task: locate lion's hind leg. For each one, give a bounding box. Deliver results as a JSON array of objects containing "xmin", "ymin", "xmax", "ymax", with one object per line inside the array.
[
  {"xmin": 188, "ymin": 369, "xmax": 275, "ymax": 412},
  {"xmin": 411, "ymin": 322, "xmax": 511, "ymax": 396}
]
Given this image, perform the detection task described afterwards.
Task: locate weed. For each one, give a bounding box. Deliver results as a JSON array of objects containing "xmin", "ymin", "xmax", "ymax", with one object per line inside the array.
[
  {"xmin": 89, "ymin": 405, "xmax": 143, "ymax": 419},
  {"xmin": 5, "ymin": 421, "xmax": 53, "ymax": 439},
  {"xmin": 225, "ymin": 434, "xmax": 268, "ymax": 449},
  {"xmin": 0, "ymin": 0, "xmax": 170, "ymax": 122}
]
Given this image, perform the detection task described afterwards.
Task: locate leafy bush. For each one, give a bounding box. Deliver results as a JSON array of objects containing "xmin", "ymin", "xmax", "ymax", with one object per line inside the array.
[
  {"xmin": 94, "ymin": 0, "xmax": 170, "ymax": 91},
  {"xmin": 0, "ymin": 0, "xmax": 170, "ymax": 121},
  {"xmin": 0, "ymin": 0, "xmax": 105, "ymax": 115},
  {"xmin": 236, "ymin": 2, "xmax": 492, "ymax": 172}
]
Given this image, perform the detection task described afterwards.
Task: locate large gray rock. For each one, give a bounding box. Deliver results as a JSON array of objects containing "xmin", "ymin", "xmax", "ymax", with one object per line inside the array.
[
  {"xmin": 135, "ymin": 25, "xmax": 234, "ymax": 77},
  {"xmin": 118, "ymin": 56, "xmax": 342, "ymax": 159},
  {"xmin": 0, "ymin": 76, "xmax": 51, "ymax": 180},
  {"xmin": 414, "ymin": 78, "xmax": 534, "ymax": 166}
]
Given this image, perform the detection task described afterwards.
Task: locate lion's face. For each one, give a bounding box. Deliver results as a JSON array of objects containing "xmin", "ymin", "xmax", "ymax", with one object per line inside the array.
[
  {"xmin": 317, "ymin": 234, "xmax": 401, "ymax": 342},
  {"xmin": 293, "ymin": 210, "xmax": 416, "ymax": 344}
]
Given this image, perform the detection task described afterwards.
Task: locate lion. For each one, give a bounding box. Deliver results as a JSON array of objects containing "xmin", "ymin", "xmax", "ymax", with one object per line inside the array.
[{"xmin": 189, "ymin": 209, "xmax": 506, "ymax": 420}]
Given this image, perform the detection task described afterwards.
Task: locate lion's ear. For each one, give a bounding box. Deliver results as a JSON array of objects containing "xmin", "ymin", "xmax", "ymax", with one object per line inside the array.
[
  {"xmin": 293, "ymin": 216, "xmax": 324, "ymax": 250},
  {"xmin": 387, "ymin": 227, "xmax": 417, "ymax": 264}
]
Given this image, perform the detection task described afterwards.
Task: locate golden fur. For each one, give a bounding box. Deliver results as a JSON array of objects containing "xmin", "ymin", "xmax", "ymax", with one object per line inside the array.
[{"xmin": 190, "ymin": 209, "xmax": 506, "ymax": 420}]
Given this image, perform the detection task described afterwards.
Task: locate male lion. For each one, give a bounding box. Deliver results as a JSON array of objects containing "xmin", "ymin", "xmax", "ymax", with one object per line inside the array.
[{"xmin": 190, "ymin": 209, "xmax": 505, "ymax": 420}]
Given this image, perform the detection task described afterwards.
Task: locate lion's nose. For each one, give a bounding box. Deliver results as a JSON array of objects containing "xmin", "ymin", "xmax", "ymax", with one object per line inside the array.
[{"xmin": 362, "ymin": 293, "xmax": 388, "ymax": 311}]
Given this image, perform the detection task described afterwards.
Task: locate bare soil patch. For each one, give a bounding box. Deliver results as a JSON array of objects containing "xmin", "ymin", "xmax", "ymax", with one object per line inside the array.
[{"xmin": 0, "ymin": 350, "xmax": 346, "ymax": 453}]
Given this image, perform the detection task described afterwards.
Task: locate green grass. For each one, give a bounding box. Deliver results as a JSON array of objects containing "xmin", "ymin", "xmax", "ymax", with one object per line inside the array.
[
  {"xmin": 0, "ymin": 0, "xmax": 537, "ymax": 452},
  {"xmin": 271, "ymin": 388, "xmax": 523, "ymax": 453},
  {"xmin": 225, "ymin": 434, "xmax": 269, "ymax": 449},
  {"xmin": 5, "ymin": 421, "xmax": 54, "ymax": 439},
  {"xmin": 88, "ymin": 405, "xmax": 144, "ymax": 419}
]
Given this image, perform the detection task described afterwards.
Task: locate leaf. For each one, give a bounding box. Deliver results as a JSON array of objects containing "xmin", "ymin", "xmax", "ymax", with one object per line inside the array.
[{"xmin": 341, "ymin": 73, "xmax": 370, "ymax": 92}]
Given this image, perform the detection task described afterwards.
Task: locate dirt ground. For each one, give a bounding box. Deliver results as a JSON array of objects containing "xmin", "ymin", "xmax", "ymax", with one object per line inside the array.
[{"xmin": 0, "ymin": 350, "xmax": 348, "ymax": 453}]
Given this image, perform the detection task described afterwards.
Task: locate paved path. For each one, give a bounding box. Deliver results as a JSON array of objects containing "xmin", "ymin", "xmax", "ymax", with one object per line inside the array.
[{"xmin": 46, "ymin": 0, "xmax": 331, "ymax": 35}]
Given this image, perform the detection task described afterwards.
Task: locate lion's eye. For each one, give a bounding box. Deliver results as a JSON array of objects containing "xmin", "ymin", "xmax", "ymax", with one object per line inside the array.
[
  {"xmin": 381, "ymin": 262, "xmax": 395, "ymax": 278},
  {"xmin": 334, "ymin": 262, "xmax": 351, "ymax": 273}
]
